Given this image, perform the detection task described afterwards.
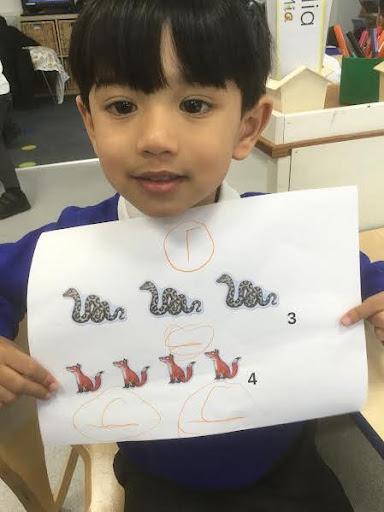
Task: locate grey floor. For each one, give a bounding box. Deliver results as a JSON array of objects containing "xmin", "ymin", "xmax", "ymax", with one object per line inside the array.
[
  {"xmin": 0, "ymin": 160, "xmax": 115, "ymax": 243},
  {"xmin": 0, "ymin": 444, "xmax": 85, "ymax": 511},
  {"xmin": 9, "ymin": 96, "xmax": 95, "ymax": 168}
]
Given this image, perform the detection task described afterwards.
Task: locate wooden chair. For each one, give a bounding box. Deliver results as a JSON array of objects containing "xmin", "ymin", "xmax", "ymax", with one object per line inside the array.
[{"xmin": 0, "ymin": 319, "xmax": 125, "ymax": 511}]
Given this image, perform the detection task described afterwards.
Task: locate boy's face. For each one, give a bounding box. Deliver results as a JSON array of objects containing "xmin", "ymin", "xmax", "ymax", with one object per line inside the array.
[{"xmin": 77, "ymin": 26, "xmax": 272, "ymax": 217}]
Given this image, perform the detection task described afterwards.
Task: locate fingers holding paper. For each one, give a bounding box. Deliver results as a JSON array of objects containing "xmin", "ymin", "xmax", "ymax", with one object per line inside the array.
[
  {"xmin": 341, "ymin": 291, "xmax": 384, "ymax": 342},
  {"xmin": 0, "ymin": 336, "xmax": 59, "ymax": 406}
]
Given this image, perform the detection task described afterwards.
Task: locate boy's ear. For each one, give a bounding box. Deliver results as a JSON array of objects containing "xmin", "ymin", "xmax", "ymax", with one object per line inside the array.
[
  {"xmin": 232, "ymin": 96, "xmax": 272, "ymax": 161},
  {"xmin": 75, "ymin": 95, "xmax": 99, "ymax": 156}
]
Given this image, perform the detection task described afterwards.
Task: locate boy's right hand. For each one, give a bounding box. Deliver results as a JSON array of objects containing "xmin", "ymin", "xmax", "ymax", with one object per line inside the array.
[{"xmin": 0, "ymin": 336, "xmax": 59, "ymax": 407}]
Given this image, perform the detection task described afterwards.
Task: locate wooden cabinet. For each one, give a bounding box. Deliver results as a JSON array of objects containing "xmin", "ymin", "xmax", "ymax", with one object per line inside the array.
[
  {"xmin": 20, "ymin": 20, "xmax": 60, "ymax": 54},
  {"xmin": 57, "ymin": 19, "xmax": 76, "ymax": 57},
  {"xmin": 254, "ymin": 98, "xmax": 384, "ymax": 230},
  {"xmin": 19, "ymin": 14, "xmax": 79, "ymax": 95}
]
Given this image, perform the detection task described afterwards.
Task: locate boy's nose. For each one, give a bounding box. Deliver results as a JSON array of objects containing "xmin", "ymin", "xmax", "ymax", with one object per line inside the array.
[{"xmin": 136, "ymin": 108, "xmax": 179, "ymax": 156}]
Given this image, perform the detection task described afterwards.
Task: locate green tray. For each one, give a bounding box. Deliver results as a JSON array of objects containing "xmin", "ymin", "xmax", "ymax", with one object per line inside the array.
[{"xmin": 339, "ymin": 57, "xmax": 384, "ymax": 105}]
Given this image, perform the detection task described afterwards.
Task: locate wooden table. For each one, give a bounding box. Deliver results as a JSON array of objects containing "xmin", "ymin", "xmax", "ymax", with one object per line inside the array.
[{"xmin": 355, "ymin": 228, "xmax": 384, "ymax": 456}]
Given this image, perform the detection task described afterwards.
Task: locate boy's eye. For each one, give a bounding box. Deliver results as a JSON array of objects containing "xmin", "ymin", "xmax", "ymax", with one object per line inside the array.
[
  {"xmin": 107, "ymin": 101, "xmax": 137, "ymax": 115},
  {"xmin": 181, "ymin": 99, "xmax": 211, "ymax": 115}
]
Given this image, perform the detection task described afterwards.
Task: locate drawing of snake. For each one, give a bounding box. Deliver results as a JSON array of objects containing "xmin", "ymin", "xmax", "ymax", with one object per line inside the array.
[
  {"xmin": 139, "ymin": 281, "xmax": 203, "ymax": 316},
  {"xmin": 216, "ymin": 274, "xmax": 278, "ymax": 309},
  {"xmin": 63, "ymin": 288, "xmax": 126, "ymax": 323}
]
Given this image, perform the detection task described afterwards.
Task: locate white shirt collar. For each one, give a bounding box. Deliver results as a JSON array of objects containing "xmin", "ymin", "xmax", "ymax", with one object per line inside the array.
[{"xmin": 117, "ymin": 181, "xmax": 240, "ymax": 220}]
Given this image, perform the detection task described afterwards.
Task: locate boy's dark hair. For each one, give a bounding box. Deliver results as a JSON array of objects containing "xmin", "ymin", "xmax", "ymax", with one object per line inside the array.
[{"xmin": 69, "ymin": 0, "xmax": 271, "ymax": 116}]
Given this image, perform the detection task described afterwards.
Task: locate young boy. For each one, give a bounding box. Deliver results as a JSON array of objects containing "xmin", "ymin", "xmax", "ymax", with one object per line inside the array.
[{"xmin": 0, "ymin": 1, "xmax": 384, "ymax": 510}]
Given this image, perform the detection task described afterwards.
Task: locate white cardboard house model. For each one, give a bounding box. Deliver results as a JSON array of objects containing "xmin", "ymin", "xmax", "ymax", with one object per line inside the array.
[{"xmin": 266, "ymin": 66, "xmax": 331, "ymax": 114}]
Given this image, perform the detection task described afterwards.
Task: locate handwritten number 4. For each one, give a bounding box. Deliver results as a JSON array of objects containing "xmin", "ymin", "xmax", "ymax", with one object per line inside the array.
[{"xmin": 248, "ymin": 373, "xmax": 257, "ymax": 385}]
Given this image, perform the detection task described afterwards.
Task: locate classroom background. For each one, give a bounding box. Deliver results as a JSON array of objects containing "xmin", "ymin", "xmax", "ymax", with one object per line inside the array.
[{"xmin": 0, "ymin": 0, "xmax": 383, "ymax": 510}]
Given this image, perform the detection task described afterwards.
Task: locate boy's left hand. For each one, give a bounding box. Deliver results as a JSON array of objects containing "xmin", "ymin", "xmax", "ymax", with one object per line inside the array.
[{"xmin": 341, "ymin": 291, "xmax": 384, "ymax": 343}]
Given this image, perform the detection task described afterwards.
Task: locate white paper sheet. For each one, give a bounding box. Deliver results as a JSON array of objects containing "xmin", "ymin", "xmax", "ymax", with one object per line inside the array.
[{"xmin": 27, "ymin": 187, "xmax": 367, "ymax": 445}]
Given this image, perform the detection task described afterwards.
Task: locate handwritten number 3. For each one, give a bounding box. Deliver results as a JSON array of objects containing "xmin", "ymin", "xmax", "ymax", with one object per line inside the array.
[{"xmin": 288, "ymin": 312, "xmax": 297, "ymax": 325}]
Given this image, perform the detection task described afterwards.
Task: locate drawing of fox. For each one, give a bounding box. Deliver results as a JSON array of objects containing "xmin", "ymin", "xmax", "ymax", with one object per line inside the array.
[
  {"xmin": 204, "ymin": 349, "xmax": 241, "ymax": 379},
  {"xmin": 66, "ymin": 363, "xmax": 104, "ymax": 392},
  {"xmin": 159, "ymin": 354, "xmax": 195, "ymax": 383},
  {"xmin": 113, "ymin": 359, "xmax": 150, "ymax": 388}
]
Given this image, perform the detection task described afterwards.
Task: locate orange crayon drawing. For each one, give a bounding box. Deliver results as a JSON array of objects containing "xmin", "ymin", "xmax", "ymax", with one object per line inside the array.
[
  {"xmin": 101, "ymin": 398, "xmax": 139, "ymax": 429},
  {"xmin": 164, "ymin": 220, "xmax": 215, "ymax": 273},
  {"xmin": 159, "ymin": 354, "xmax": 195, "ymax": 383},
  {"xmin": 164, "ymin": 323, "xmax": 214, "ymax": 361},
  {"xmin": 72, "ymin": 387, "xmax": 161, "ymax": 441},
  {"xmin": 66, "ymin": 363, "xmax": 104, "ymax": 393},
  {"xmin": 204, "ymin": 349, "xmax": 241, "ymax": 380},
  {"xmin": 113, "ymin": 359, "xmax": 150, "ymax": 388},
  {"xmin": 178, "ymin": 382, "xmax": 253, "ymax": 437},
  {"xmin": 185, "ymin": 227, "xmax": 200, "ymax": 263}
]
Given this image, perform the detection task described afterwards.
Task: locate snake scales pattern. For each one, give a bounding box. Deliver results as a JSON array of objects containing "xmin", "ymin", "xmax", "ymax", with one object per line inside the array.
[
  {"xmin": 140, "ymin": 281, "xmax": 203, "ymax": 316},
  {"xmin": 63, "ymin": 288, "xmax": 126, "ymax": 323},
  {"xmin": 216, "ymin": 274, "xmax": 278, "ymax": 309}
]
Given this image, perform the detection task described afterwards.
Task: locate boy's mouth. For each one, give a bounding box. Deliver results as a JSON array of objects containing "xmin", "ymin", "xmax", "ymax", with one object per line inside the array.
[
  {"xmin": 134, "ymin": 171, "xmax": 186, "ymax": 194},
  {"xmin": 136, "ymin": 171, "xmax": 183, "ymax": 181}
]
